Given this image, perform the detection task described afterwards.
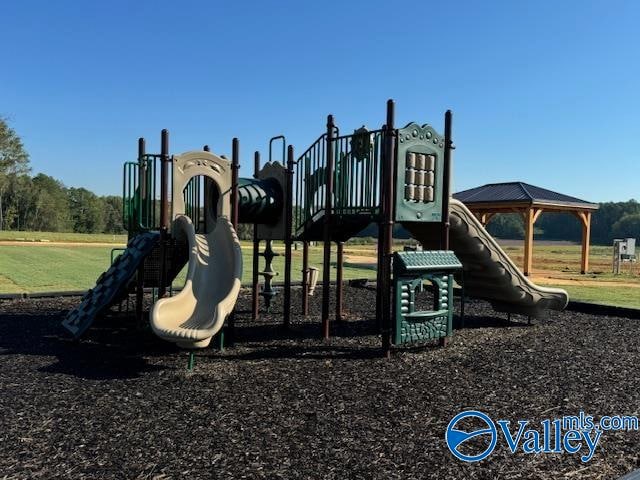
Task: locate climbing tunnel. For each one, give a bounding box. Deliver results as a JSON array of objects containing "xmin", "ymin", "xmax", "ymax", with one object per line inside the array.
[{"xmin": 237, "ymin": 177, "xmax": 284, "ymax": 225}]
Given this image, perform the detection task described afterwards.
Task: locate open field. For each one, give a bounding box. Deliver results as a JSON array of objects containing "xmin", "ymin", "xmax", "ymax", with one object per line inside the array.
[
  {"xmin": 1, "ymin": 287, "xmax": 639, "ymax": 479},
  {"xmin": 0, "ymin": 230, "xmax": 128, "ymax": 244},
  {"xmin": 0, "ymin": 238, "xmax": 638, "ymax": 307}
]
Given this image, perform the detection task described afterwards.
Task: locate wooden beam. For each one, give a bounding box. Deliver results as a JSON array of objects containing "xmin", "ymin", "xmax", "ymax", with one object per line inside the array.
[
  {"xmin": 532, "ymin": 208, "xmax": 544, "ymax": 223},
  {"xmin": 580, "ymin": 211, "xmax": 591, "ymax": 274},
  {"xmin": 463, "ymin": 201, "xmax": 597, "ymax": 214}
]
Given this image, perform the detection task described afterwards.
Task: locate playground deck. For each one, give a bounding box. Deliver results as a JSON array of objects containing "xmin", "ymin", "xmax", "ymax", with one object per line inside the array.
[{"xmin": 0, "ymin": 287, "xmax": 639, "ymax": 479}]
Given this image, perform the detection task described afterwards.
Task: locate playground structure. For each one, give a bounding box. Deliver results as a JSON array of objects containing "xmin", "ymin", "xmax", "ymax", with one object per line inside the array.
[{"xmin": 62, "ymin": 100, "xmax": 569, "ymax": 355}]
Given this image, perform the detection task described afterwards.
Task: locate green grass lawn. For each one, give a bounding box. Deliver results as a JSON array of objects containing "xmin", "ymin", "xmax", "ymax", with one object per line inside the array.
[
  {"xmin": 0, "ymin": 243, "xmax": 377, "ymax": 294},
  {"xmin": 1, "ymin": 239, "xmax": 638, "ymax": 309},
  {"xmin": 0, "ymin": 230, "xmax": 127, "ymax": 244},
  {"xmin": 0, "ymin": 245, "xmax": 120, "ymax": 292}
]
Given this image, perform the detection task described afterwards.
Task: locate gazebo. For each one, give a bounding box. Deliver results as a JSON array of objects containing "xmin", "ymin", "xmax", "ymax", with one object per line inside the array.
[{"xmin": 453, "ymin": 182, "xmax": 599, "ymax": 276}]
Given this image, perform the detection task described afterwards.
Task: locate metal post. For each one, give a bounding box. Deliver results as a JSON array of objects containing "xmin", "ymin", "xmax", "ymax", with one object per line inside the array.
[
  {"xmin": 231, "ymin": 138, "xmax": 240, "ymax": 228},
  {"xmin": 135, "ymin": 137, "xmax": 146, "ymax": 327},
  {"xmin": 302, "ymin": 241, "xmax": 309, "ymax": 316},
  {"xmin": 252, "ymin": 151, "xmax": 261, "ymax": 321},
  {"xmin": 202, "ymin": 145, "xmax": 209, "ymax": 233},
  {"xmin": 381, "ymin": 99, "xmax": 396, "ymax": 358},
  {"xmin": 336, "ymin": 241, "xmax": 344, "ymax": 321},
  {"xmin": 228, "ymin": 138, "xmax": 240, "ymax": 340},
  {"xmin": 321, "ymin": 115, "xmax": 336, "ymax": 339},
  {"xmin": 442, "ymin": 110, "xmax": 453, "ymax": 250},
  {"xmin": 158, "ymin": 129, "xmax": 169, "ymax": 299},
  {"xmin": 283, "ymin": 145, "xmax": 294, "ymax": 329}
]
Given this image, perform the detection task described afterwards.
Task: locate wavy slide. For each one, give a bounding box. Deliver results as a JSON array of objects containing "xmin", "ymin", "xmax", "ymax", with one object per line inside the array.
[
  {"xmin": 405, "ymin": 198, "xmax": 568, "ymax": 317},
  {"xmin": 151, "ymin": 215, "xmax": 242, "ymax": 348}
]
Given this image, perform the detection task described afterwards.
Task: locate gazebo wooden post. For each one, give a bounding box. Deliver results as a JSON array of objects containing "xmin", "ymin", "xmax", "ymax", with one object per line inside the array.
[
  {"xmin": 578, "ymin": 211, "xmax": 592, "ymax": 274},
  {"xmin": 523, "ymin": 207, "xmax": 543, "ymax": 276},
  {"xmin": 523, "ymin": 207, "xmax": 534, "ymax": 276}
]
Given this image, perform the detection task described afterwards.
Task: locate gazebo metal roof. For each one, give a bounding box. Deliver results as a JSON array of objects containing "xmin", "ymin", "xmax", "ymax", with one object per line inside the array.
[
  {"xmin": 454, "ymin": 182, "xmax": 598, "ymax": 210},
  {"xmin": 452, "ymin": 182, "xmax": 599, "ymax": 276}
]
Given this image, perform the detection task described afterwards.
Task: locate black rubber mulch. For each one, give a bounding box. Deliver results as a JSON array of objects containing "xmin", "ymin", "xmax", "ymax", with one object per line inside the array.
[{"xmin": 0, "ymin": 286, "xmax": 639, "ymax": 479}]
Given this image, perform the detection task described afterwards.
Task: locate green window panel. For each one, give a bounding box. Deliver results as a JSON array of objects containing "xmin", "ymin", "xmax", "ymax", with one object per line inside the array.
[{"xmin": 394, "ymin": 123, "xmax": 445, "ymax": 223}]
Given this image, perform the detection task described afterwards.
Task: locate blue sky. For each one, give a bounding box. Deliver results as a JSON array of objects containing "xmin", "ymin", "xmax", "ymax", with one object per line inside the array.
[{"xmin": 1, "ymin": 1, "xmax": 638, "ymax": 202}]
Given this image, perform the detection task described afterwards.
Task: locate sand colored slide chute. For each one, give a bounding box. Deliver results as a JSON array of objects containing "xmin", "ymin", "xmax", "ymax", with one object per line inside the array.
[
  {"xmin": 151, "ymin": 215, "xmax": 242, "ymax": 348},
  {"xmin": 405, "ymin": 198, "xmax": 568, "ymax": 317}
]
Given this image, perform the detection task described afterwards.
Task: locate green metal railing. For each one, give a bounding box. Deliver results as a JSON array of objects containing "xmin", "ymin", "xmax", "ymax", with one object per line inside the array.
[
  {"xmin": 123, "ymin": 154, "xmax": 162, "ymax": 234},
  {"xmin": 291, "ymin": 127, "xmax": 384, "ymax": 236},
  {"xmin": 292, "ymin": 133, "xmax": 328, "ymax": 234},
  {"xmin": 333, "ymin": 128, "xmax": 384, "ymax": 217}
]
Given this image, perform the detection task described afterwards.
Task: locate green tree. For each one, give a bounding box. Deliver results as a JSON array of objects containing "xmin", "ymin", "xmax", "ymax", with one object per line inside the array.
[
  {"xmin": 0, "ymin": 118, "xmax": 30, "ymax": 230},
  {"xmin": 612, "ymin": 213, "xmax": 640, "ymax": 241},
  {"xmin": 30, "ymin": 174, "xmax": 72, "ymax": 231},
  {"xmin": 102, "ymin": 195, "xmax": 124, "ymax": 234},
  {"xmin": 67, "ymin": 187, "xmax": 105, "ymax": 233},
  {"xmin": 486, "ymin": 213, "xmax": 525, "ymax": 239}
]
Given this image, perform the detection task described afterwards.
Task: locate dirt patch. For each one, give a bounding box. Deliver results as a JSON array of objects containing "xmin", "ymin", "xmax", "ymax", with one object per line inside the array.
[
  {"xmin": 345, "ymin": 254, "xmax": 377, "ymax": 265},
  {"xmin": 533, "ymin": 277, "xmax": 640, "ymax": 288}
]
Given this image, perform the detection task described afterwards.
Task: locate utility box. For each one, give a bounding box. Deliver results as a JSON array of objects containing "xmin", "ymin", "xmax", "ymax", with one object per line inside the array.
[
  {"xmin": 621, "ymin": 238, "xmax": 636, "ymax": 258},
  {"xmin": 393, "ymin": 250, "xmax": 462, "ymax": 345},
  {"xmin": 613, "ymin": 238, "xmax": 637, "ymax": 274}
]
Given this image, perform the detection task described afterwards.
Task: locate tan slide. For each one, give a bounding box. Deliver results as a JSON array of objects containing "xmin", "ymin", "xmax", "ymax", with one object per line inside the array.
[
  {"xmin": 405, "ymin": 198, "xmax": 568, "ymax": 317},
  {"xmin": 150, "ymin": 215, "xmax": 242, "ymax": 348}
]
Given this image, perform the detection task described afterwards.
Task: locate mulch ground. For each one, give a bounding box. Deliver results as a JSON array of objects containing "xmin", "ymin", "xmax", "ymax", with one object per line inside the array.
[{"xmin": 1, "ymin": 286, "xmax": 639, "ymax": 479}]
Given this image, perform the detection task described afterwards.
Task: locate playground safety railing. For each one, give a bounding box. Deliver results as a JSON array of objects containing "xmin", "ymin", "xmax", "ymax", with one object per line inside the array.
[
  {"xmin": 291, "ymin": 127, "xmax": 384, "ymax": 236},
  {"xmin": 123, "ymin": 154, "xmax": 164, "ymax": 233}
]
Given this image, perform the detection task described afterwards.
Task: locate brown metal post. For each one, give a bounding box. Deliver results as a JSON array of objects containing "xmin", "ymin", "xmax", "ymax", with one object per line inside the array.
[
  {"xmin": 335, "ymin": 241, "xmax": 344, "ymax": 321},
  {"xmin": 283, "ymin": 145, "xmax": 294, "ymax": 328},
  {"xmin": 252, "ymin": 151, "xmax": 261, "ymax": 321},
  {"xmin": 228, "ymin": 138, "xmax": 240, "ymax": 338},
  {"xmin": 158, "ymin": 129, "xmax": 170, "ymax": 298},
  {"xmin": 302, "ymin": 241, "xmax": 309, "ymax": 316},
  {"xmin": 381, "ymin": 99, "xmax": 396, "ymax": 358},
  {"xmin": 442, "ymin": 110, "xmax": 453, "ymax": 250},
  {"xmin": 135, "ymin": 137, "xmax": 146, "ymax": 326},
  {"xmin": 231, "ymin": 138, "xmax": 240, "ymax": 228},
  {"xmin": 321, "ymin": 115, "xmax": 336, "ymax": 339}
]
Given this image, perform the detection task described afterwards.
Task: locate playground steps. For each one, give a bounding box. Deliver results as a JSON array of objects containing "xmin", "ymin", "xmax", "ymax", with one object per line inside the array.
[
  {"xmin": 62, "ymin": 232, "xmax": 160, "ymax": 338},
  {"xmin": 294, "ymin": 211, "xmax": 373, "ymax": 242}
]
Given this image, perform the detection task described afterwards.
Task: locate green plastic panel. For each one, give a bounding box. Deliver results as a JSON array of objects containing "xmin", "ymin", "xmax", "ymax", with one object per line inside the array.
[
  {"xmin": 395, "ymin": 250, "xmax": 462, "ymax": 272},
  {"xmin": 394, "ymin": 122, "xmax": 445, "ymax": 223},
  {"xmin": 392, "ymin": 250, "xmax": 461, "ymax": 345}
]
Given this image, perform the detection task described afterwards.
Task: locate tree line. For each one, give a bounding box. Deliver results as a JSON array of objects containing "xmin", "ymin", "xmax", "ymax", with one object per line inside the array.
[
  {"xmin": 0, "ymin": 118, "xmax": 125, "ymax": 234},
  {"xmin": 1, "ymin": 117, "xmax": 638, "ymax": 242}
]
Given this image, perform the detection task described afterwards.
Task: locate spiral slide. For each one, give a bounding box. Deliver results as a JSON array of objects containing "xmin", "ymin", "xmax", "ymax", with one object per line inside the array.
[
  {"xmin": 405, "ymin": 198, "xmax": 569, "ymax": 317},
  {"xmin": 150, "ymin": 215, "xmax": 242, "ymax": 348}
]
